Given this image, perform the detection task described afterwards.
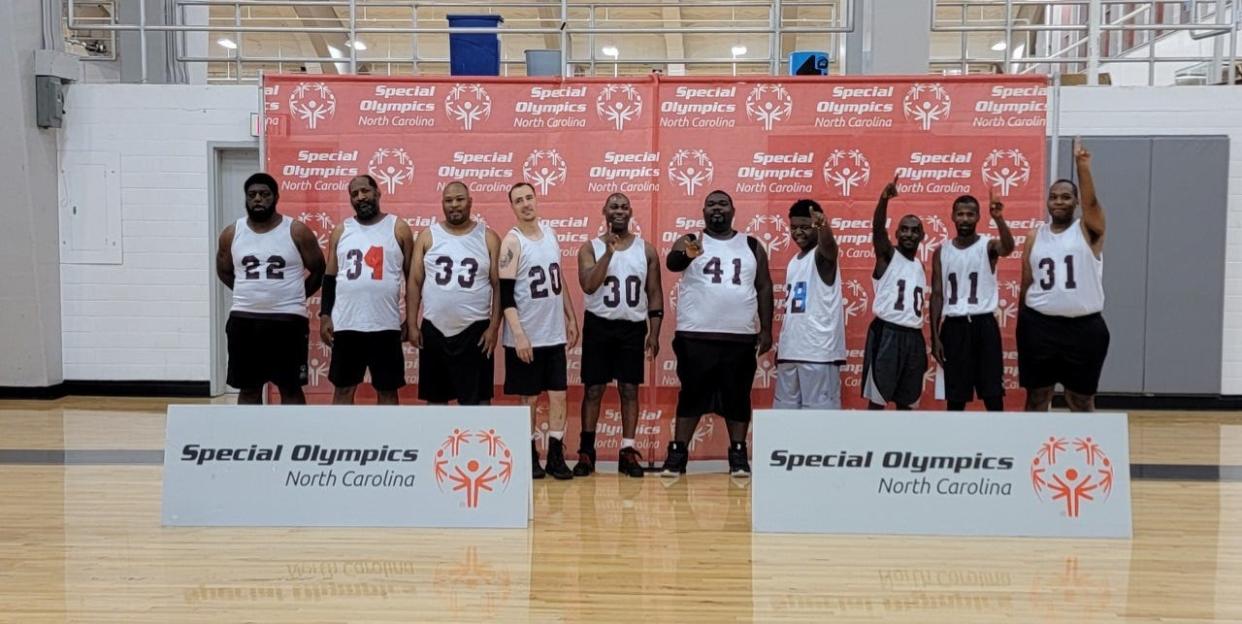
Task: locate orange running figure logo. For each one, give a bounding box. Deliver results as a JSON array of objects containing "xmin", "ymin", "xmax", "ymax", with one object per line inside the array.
[
  {"xmin": 1029, "ymin": 436, "xmax": 1116, "ymax": 518},
  {"xmin": 434, "ymin": 428, "xmax": 514, "ymax": 508}
]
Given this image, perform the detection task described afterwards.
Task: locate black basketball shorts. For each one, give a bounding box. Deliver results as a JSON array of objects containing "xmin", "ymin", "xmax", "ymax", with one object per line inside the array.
[
  {"xmin": 504, "ymin": 344, "xmax": 568, "ymax": 396},
  {"xmin": 672, "ymin": 332, "xmax": 758, "ymax": 423},
  {"xmin": 418, "ymin": 318, "xmax": 494, "ymax": 404},
  {"xmin": 1017, "ymin": 306, "xmax": 1110, "ymax": 395},
  {"xmin": 939, "ymin": 313, "xmax": 1005, "ymax": 403},
  {"xmin": 580, "ymin": 312, "xmax": 647, "ymax": 386},
  {"xmin": 225, "ymin": 312, "xmax": 309, "ymax": 390},
  {"xmin": 328, "ymin": 329, "xmax": 407, "ymax": 391}
]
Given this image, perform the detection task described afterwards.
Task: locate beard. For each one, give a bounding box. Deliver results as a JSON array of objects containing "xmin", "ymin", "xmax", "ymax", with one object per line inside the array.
[
  {"xmin": 353, "ymin": 201, "xmax": 379, "ymax": 220},
  {"xmin": 246, "ymin": 205, "xmax": 276, "ymax": 222}
]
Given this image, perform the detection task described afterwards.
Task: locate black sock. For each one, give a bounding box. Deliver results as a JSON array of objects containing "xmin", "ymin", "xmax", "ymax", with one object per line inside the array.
[
  {"xmin": 731, "ymin": 440, "xmax": 746, "ymax": 450},
  {"xmin": 580, "ymin": 431, "xmax": 596, "ymax": 452},
  {"xmin": 947, "ymin": 401, "xmax": 966, "ymax": 411}
]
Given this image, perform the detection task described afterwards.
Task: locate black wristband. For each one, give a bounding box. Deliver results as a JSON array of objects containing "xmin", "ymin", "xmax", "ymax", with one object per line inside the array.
[
  {"xmin": 648, "ymin": 309, "xmax": 664, "ymax": 319},
  {"xmin": 666, "ymin": 249, "xmax": 691, "ymax": 271},
  {"xmin": 499, "ymin": 278, "xmax": 517, "ymax": 310},
  {"xmin": 320, "ymin": 275, "xmax": 336, "ymax": 317}
]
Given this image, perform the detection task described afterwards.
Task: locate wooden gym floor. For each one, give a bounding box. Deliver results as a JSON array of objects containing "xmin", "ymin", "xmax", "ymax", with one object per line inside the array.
[{"xmin": 1, "ymin": 397, "xmax": 1240, "ymax": 623}]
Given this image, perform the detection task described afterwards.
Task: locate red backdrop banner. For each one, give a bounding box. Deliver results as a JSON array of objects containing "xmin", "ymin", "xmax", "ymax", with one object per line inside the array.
[{"xmin": 262, "ymin": 74, "xmax": 1048, "ymax": 462}]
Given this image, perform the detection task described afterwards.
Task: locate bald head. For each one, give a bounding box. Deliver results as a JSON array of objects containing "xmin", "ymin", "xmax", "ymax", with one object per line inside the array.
[{"xmin": 441, "ymin": 180, "xmax": 473, "ymax": 226}]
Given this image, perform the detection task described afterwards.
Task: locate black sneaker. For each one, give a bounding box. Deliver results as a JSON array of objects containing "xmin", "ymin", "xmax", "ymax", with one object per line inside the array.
[
  {"xmin": 660, "ymin": 441, "xmax": 688, "ymax": 477},
  {"xmin": 544, "ymin": 437, "xmax": 574, "ymax": 480},
  {"xmin": 532, "ymin": 441, "xmax": 545, "ymax": 480},
  {"xmin": 618, "ymin": 447, "xmax": 645, "ymax": 478},
  {"xmin": 728, "ymin": 442, "xmax": 751, "ymax": 478},
  {"xmin": 572, "ymin": 448, "xmax": 596, "ymax": 477}
]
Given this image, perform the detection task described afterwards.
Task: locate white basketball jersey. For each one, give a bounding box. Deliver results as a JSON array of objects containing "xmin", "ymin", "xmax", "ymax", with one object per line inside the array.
[
  {"xmin": 421, "ymin": 222, "xmax": 492, "ymax": 337},
  {"xmin": 229, "ymin": 216, "xmax": 307, "ymax": 317},
  {"xmin": 873, "ymin": 251, "xmax": 927, "ymax": 329},
  {"xmin": 939, "ymin": 235, "xmax": 998, "ymax": 316},
  {"xmin": 333, "ymin": 214, "xmax": 403, "ymax": 332},
  {"xmin": 778, "ymin": 251, "xmax": 846, "ymax": 363},
  {"xmin": 676, "ymin": 233, "xmax": 758, "ymax": 335},
  {"xmin": 1025, "ymin": 220, "xmax": 1105, "ymax": 317},
  {"xmin": 502, "ymin": 224, "xmax": 567, "ymax": 348},
  {"xmin": 583, "ymin": 236, "xmax": 649, "ymax": 322}
]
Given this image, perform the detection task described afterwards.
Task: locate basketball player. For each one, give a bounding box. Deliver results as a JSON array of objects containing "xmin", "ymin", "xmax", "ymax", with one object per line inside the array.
[
  {"xmin": 573, "ymin": 193, "xmax": 664, "ymax": 478},
  {"xmin": 862, "ymin": 176, "xmax": 928, "ymax": 410},
  {"xmin": 406, "ymin": 181, "xmax": 501, "ymax": 405},
  {"xmin": 319, "ymin": 175, "xmax": 415, "ymax": 405},
  {"xmin": 773, "ymin": 199, "xmax": 845, "ymax": 410},
  {"xmin": 661, "ymin": 190, "xmax": 774, "ymax": 478},
  {"xmin": 1019, "ymin": 137, "xmax": 1109, "ymax": 412},
  {"xmin": 929, "ymin": 191, "xmax": 1015, "ymax": 411},
  {"xmin": 215, "ymin": 172, "xmax": 325, "ymax": 404},
  {"xmin": 500, "ymin": 182, "xmax": 580, "ymax": 480}
]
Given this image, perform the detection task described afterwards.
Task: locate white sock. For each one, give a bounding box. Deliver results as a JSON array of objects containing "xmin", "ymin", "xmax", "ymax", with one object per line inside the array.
[
  {"xmin": 621, "ymin": 438, "xmax": 635, "ymax": 449},
  {"xmin": 549, "ymin": 431, "xmax": 564, "ymax": 441}
]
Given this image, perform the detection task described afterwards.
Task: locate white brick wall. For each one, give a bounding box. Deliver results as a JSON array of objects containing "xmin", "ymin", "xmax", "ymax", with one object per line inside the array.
[
  {"xmin": 59, "ymin": 85, "xmax": 256, "ymax": 381},
  {"xmin": 55, "ymin": 84, "xmax": 1242, "ymax": 393},
  {"xmin": 1057, "ymin": 86, "xmax": 1242, "ymax": 393}
]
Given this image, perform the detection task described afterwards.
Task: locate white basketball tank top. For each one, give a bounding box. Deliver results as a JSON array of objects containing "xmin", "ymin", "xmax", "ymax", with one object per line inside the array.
[
  {"xmin": 778, "ymin": 251, "xmax": 846, "ymax": 363},
  {"xmin": 676, "ymin": 233, "xmax": 758, "ymax": 335},
  {"xmin": 422, "ymin": 222, "xmax": 493, "ymax": 337},
  {"xmin": 229, "ymin": 216, "xmax": 307, "ymax": 317},
  {"xmin": 583, "ymin": 236, "xmax": 648, "ymax": 322},
  {"xmin": 940, "ymin": 235, "xmax": 998, "ymax": 316},
  {"xmin": 333, "ymin": 214, "xmax": 403, "ymax": 332},
  {"xmin": 502, "ymin": 224, "xmax": 567, "ymax": 348},
  {"xmin": 1025, "ymin": 220, "xmax": 1105, "ymax": 317},
  {"xmin": 873, "ymin": 251, "xmax": 927, "ymax": 329}
]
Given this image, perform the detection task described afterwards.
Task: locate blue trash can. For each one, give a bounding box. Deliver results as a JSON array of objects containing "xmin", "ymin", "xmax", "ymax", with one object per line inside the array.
[
  {"xmin": 447, "ymin": 14, "xmax": 504, "ymax": 76},
  {"xmin": 790, "ymin": 51, "xmax": 830, "ymax": 76}
]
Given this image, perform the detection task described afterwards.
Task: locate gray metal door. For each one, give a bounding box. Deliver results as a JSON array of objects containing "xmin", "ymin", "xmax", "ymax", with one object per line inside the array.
[{"xmin": 212, "ymin": 147, "xmax": 260, "ymax": 395}]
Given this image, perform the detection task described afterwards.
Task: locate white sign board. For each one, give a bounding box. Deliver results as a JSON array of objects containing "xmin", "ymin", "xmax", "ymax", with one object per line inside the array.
[
  {"xmin": 753, "ymin": 410, "xmax": 1132, "ymax": 538},
  {"xmin": 162, "ymin": 405, "xmax": 531, "ymax": 528}
]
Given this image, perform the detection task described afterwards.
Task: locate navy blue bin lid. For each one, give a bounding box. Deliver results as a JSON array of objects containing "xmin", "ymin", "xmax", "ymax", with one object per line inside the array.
[{"xmin": 446, "ymin": 14, "xmax": 505, "ymax": 26}]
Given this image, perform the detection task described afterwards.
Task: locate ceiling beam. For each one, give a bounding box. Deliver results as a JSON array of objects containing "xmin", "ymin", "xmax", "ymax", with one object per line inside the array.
[{"xmin": 290, "ymin": 4, "xmax": 349, "ymax": 74}]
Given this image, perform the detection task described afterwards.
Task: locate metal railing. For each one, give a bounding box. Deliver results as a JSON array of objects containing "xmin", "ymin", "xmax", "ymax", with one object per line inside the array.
[
  {"xmin": 932, "ymin": 0, "xmax": 1239, "ymax": 85},
  {"xmin": 65, "ymin": 0, "xmax": 852, "ymax": 83}
]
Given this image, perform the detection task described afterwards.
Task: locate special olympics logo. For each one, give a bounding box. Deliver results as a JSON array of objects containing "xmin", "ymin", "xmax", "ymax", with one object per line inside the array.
[
  {"xmin": 596, "ymin": 84, "xmax": 643, "ymax": 131},
  {"xmin": 843, "ymin": 279, "xmax": 869, "ymax": 326},
  {"xmin": 902, "ymin": 83, "xmax": 952, "ymax": 131},
  {"xmin": 288, "ymin": 82, "xmax": 336, "ymax": 130},
  {"xmin": 921, "ymin": 214, "xmax": 950, "ymax": 263},
  {"xmin": 981, "ymin": 148, "xmax": 1032, "ymax": 197},
  {"xmin": 1030, "ymin": 436, "xmax": 1116, "ymax": 518},
  {"xmin": 744, "ymin": 214, "xmax": 791, "ymax": 254},
  {"xmin": 433, "ymin": 428, "xmax": 514, "ymax": 509},
  {"xmin": 822, "ymin": 149, "xmax": 871, "ymax": 197},
  {"xmin": 754, "ymin": 358, "xmax": 778, "ymax": 388},
  {"xmin": 667, "ymin": 149, "xmax": 714, "ymax": 196},
  {"xmin": 368, "ymin": 148, "xmax": 415, "ymax": 195},
  {"xmin": 296, "ymin": 211, "xmax": 336, "ymax": 248},
  {"xmin": 745, "ymin": 84, "xmax": 794, "ymax": 131},
  {"xmin": 997, "ymin": 280, "xmax": 1022, "ymax": 328},
  {"xmin": 522, "ymin": 149, "xmax": 567, "ymax": 195},
  {"xmin": 444, "ymin": 84, "xmax": 492, "ymax": 131}
]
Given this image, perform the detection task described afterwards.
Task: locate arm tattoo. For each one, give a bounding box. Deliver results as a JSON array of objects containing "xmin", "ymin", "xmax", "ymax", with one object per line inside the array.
[{"xmin": 499, "ymin": 247, "xmax": 515, "ymax": 270}]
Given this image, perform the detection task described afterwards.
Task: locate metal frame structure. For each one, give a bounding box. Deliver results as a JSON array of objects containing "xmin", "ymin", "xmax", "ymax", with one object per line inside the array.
[
  {"xmin": 932, "ymin": 0, "xmax": 1238, "ymax": 85},
  {"xmin": 65, "ymin": 0, "xmax": 853, "ymax": 82},
  {"xmin": 64, "ymin": 0, "xmax": 1238, "ymax": 84}
]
